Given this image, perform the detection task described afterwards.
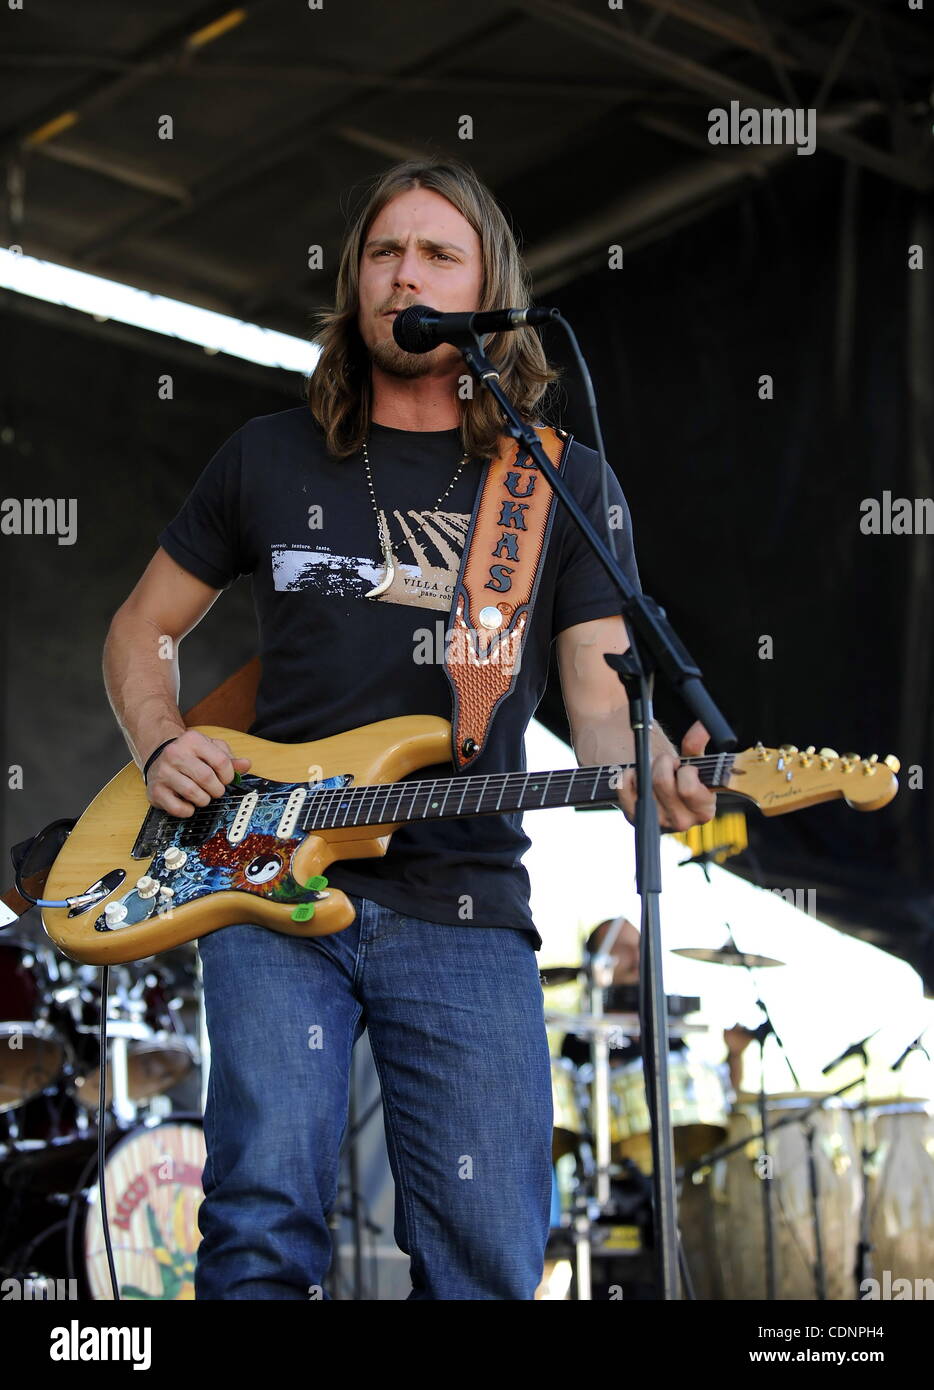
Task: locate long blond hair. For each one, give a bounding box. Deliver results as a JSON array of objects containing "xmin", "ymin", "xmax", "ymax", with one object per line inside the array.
[{"xmin": 305, "ymin": 158, "xmax": 559, "ymax": 460}]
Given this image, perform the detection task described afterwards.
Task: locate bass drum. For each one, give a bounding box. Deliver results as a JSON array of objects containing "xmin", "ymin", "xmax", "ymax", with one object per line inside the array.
[
  {"xmin": 1, "ymin": 1117, "xmax": 206, "ymax": 1300},
  {"xmin": 609, "ymin": 1053, "xmax": 729, "ymax": 1173},
  {"xmin": 0, "ymin": 941, "xmax": 68, "ymax": 1111}
]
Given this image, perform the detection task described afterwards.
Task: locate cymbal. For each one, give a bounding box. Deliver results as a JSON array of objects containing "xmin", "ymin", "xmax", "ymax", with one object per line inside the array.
[{"xmin": 673, "ymin": 945, "xmax": 785, "ymax": 969}]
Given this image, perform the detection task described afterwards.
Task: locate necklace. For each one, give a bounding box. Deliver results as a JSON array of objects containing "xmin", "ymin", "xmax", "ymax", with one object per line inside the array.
[{"xmin": 362, "ymin": 436, "xmax": 469, "ymax": 598}]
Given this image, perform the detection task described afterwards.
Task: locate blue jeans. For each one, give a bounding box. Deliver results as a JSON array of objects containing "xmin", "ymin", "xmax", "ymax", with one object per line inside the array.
[{"xmin": 194, "ymin": 894, "xmax": 553, "ymax": 1300}]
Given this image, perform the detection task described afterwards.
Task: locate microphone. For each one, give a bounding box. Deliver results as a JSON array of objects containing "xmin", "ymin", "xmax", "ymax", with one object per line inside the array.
[
  {"xmin": 821, "ymin": 1030, "xmax": 879, "ymax": 1075},
  {"xmin": 891, "ymin": 1031, "xmax": 929, "ymax": 1072},
  {"xmin": 392, "ymin": 303, "xmax": 559, "ymax": 354}
]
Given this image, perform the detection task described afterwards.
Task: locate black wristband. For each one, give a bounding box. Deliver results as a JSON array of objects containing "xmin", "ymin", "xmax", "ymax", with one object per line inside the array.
[{"xmin": 143, "ymin": 738, "xmax": 179, "ymax": 783}]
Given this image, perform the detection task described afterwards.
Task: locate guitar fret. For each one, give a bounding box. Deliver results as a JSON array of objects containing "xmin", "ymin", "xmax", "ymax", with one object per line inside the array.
[
  {"xmin": 540, "ymin": 770, "xmax": 553, "ymax": 806},
  {"xmin": 591, "ymin": 767, "xmax": 604, "ymax": 802},
  {"xmin": 475, "ymin": 774, "xmax": 491, "ymax": 814},
  {"xmin": 494, "ymin": 776, "xmax": 507, "ymax": 812},
  {"xmin": 422, "ymin": 779, "xmax": 439, "ymax": 821},
  {"xmin": 325, "ymin": 789, "xmax": 344, "ymax": 830},
  {"xmin": 360, "ymin": 783, "xmax": 381, "ymax": 826}
]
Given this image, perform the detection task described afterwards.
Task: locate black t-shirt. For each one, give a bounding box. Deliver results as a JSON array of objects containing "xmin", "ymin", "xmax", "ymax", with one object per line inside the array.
[{"xmin": 157, "ymin": 406, "xmax": 641, "ymax": 947}]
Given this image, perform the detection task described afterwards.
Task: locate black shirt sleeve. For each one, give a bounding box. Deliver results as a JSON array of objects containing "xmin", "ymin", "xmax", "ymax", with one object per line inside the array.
[
  {"xmin": 552, "ymin": 445, "xmax": 642, "ymax": 637},
  {"xmin": 157, "ymin": 428, "xmax": 250, "ymax": 590}
]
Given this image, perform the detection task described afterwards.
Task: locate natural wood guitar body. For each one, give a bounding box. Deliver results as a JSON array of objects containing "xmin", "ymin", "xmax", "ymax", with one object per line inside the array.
[{"xmin": 43, "ymin": 716, "xmax": 452, "ymax": 964}]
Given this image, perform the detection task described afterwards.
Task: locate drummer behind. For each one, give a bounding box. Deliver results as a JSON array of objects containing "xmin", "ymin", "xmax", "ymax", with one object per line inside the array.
[
  {"xmin": 559, "ymin": 918, "xmax": 689, "ymax": 1067},
  {"xmin": 560, "ymin": 918, "xmax": 757, "ymax": 1082}
]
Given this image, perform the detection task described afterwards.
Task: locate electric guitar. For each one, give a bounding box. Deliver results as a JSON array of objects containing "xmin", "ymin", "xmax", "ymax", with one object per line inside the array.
[{"xmin": 40, "ymin": 716, "xmax": 899, "ymax": 966}]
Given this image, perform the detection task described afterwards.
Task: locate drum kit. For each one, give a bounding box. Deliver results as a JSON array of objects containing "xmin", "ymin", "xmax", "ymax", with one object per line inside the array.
[
  {"xmin": 540, "ymin": 930, "xmax": 934, "ymax": 1301},
  {"xmin": 0, "ymin": 917, "xmax": 206, "ymax": 1299}
]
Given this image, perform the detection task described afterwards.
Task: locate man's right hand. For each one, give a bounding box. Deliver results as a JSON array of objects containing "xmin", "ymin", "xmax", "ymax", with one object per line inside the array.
[{"xmin": 144, "ymin": 730, "xmax": 252, "ymax": 818}]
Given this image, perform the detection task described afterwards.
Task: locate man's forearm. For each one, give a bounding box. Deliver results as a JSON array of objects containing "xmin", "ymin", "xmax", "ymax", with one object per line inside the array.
[
  {"xmin": 103, "ymin": 610, "xmax": 187, "ymax": 771},
  {"xmin": 569, "ymin": 707, "xmax": 678, "ymax": 769}
]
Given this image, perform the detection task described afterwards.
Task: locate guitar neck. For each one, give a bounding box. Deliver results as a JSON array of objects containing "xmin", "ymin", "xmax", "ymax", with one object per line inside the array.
[{"xmin": 300, "ymin": 754, "xmax": 733, "ymax": 832}]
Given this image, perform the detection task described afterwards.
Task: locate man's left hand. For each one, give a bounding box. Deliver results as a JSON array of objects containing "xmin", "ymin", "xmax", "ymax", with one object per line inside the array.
[{"xmin": 617, "ymin": 719, "xmax": 718, "ymax": 831}]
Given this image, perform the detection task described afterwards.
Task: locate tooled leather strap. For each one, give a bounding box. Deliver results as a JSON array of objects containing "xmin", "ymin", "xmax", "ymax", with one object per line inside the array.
[{"xmin": 444, "ymin": 425, "xmax": 573, "ymax": 771}]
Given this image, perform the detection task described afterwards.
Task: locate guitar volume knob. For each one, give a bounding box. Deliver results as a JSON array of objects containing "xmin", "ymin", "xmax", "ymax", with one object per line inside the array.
[
  {"xmin": 135, "ymin": 875, "xmax": 160, "ymax": 899},
  {"xmin": 164, "ymin": 847, "xmax": 187, "ymax": 871}
]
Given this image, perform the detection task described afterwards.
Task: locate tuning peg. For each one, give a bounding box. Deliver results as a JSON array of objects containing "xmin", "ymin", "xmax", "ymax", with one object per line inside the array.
[
  {"xmin": 884, "ymin": 754, "xmax": 900, "ymax": 773},
  {"xmin": 754, "ymin": 742, "xmax": 771, "ymax": 761},
  {"xmin": 799, "ymin": 746, "xmax": 815, "ymax": 765},
  {"xmin": 819, "ymin": 748, "xmax": 839, "ymax": 761},
  {"xmin": 778, "ymin": 744, "xmax": 798, "ymax": 756}
]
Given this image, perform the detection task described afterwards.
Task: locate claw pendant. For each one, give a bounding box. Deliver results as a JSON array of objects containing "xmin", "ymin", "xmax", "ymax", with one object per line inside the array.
[{"xmin": 365, "ymin": 528, "xmax": 396, "ymax": 599}]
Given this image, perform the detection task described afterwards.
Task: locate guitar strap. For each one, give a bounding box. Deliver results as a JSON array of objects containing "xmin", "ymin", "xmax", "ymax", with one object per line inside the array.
[{"xmin": 444, "ymin": 424, "xmax": 573, "ymax": 771}]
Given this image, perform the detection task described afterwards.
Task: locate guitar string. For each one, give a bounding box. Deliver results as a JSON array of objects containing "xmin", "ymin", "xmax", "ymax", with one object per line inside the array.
[
  {"xmin": 160, "ymin": 751, "xmax": 736, "ymax": 811},
  {"xmin": 143, "ymin": 753, "xmax": 753, "ymax": 841}
]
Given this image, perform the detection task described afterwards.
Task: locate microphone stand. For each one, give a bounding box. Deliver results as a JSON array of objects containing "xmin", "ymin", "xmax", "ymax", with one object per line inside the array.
[{"xmin": 452, "ymin": 330, "xmax": 737, "ymax": 1300}]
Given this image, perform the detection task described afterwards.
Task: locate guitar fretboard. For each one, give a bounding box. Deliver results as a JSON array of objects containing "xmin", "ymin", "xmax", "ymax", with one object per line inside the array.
[{"xmin": 298, "ymin": 754, "xmax": 734, "ymax": 831}]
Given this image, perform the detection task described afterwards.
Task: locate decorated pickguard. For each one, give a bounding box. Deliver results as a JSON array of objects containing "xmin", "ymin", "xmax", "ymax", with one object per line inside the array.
[{"xmin": 94, "ymin": 773, "xmax": 352, "ymax": 933}]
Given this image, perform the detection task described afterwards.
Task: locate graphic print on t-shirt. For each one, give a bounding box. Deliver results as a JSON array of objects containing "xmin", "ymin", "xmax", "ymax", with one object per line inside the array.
[{"xmin": 271, "ymin": 507, "xmax": 470, "ymax": 611}]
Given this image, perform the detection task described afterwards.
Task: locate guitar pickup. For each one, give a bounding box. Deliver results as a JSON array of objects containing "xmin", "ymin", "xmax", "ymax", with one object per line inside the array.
[{"xmin": 276, "ymin": 787, "xmax": 307, "ymax": 838}]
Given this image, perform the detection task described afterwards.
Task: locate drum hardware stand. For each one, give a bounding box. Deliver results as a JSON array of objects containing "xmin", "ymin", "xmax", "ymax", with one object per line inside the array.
[
  {"xmin": 195, "ymin": 952, "xmax": 210, "ymax": 1115},
  {"xmin": 574, "ymin": 938, "xmax": 648, "ymax": 1299},
  {"xmin": 750, "ymin": 1020, "xmax": 779, "ymax": 1301},
  {"xmin": 831, "ymin": 1046, "xmax": 876, "ymax": 1298},
  {"xmin": 327, "ymin": 1051, "xmax": 384, "ymax": 1301},
  {"xmin": 820, "ymin": 1031, "xmax": 881, "ymax": 1298},
  {"xmin": 101, "ymin": 968, "xmax": 154, "ymax": 1129},
  {"xmin": 575, "ymin": 945, "xmax": 700, "ymax": 1301},
  {"xmin": 724, "ymin": 923, "xmax": 801, "ymax": 1299},
  {"xmin": 802, "ymin": 1121, "xmax": 828, "ymax": 1299},
  {"xmin": 588, "ymin": 928, "xmax": 621, "ymax": 1210},
  {"xmin": 453, "ymin": 320, "xmax": 737, "ymax": 1301},
  {"xmin": 572, "ymin": 1203, "xmax": 594, "ymax": 1300}
]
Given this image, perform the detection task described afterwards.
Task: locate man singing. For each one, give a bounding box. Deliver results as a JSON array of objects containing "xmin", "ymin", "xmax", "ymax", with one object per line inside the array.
[{"xmin": 103, "ymin": 157, "xmax": 715, "ymax": 1300}]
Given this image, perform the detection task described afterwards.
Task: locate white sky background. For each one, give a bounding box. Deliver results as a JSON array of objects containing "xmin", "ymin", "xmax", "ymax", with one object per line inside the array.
[{"xmin": 524, "ymin": 720, "xmax": 934, "ymax": 1102}]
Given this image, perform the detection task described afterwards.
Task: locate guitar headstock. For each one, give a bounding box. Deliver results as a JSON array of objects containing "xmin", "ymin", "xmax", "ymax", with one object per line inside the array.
[{"xmin": 722, "ymin": 745, "xmax": 899, "ymax": 816}]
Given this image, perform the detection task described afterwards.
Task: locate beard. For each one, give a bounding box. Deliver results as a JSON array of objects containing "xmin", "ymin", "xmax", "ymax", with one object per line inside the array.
[{"xmin": 367, "ymin": 336, "xmax": 435, "ymax": 379}]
